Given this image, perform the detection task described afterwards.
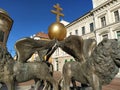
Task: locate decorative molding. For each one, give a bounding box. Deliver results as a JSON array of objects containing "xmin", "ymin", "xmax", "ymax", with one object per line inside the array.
[
  {"xmin": 99, "ymin": 30, "xmax": 109, "ymax": 35},
  {"xmin": 66, "ymin": 12, "xmax": 93, "ymax": 28},
  {"xmin": 92, "ymin": 0, "xmax": 117, "ymax": 13}
]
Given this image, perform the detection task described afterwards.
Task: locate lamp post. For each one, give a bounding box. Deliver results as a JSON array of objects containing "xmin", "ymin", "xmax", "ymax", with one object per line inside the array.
[{"xmin": 0, "ymin": 8, "xmax": 13, "ymax": 49}]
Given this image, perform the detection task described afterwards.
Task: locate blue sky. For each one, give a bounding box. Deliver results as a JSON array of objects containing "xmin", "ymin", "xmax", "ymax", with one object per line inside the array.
[{"xmin": 0, "ymin": 0, "xmax": 93, "ymax": 56}]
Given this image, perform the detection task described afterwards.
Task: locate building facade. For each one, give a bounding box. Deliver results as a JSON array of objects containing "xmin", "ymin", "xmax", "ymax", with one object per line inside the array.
[{"xmin": 52, "ymin": 0, "xmax": 120, "ymax": 73}]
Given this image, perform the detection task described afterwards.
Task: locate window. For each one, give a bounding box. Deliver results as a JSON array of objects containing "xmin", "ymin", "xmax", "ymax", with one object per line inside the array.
[
  {"xmin": 101, "ymin": 16, "xmax": 106, "ymax": 27},
  {"xmin": 75, "ymin": 30, "xmax": 78, "ymax": 35},
  {"xmin": 56, "ymin": 59, "xmax": 59, "ymax": 71},
  {"xmin": 102, "ymin": 34, "xmax": 108, "ymax": 39},
  {"xmin": 0, "ymin": 30, "xmax": 4, "ymax": 42},
  {"xmin": 117, "ymin": 31, "xmax": 120, "ymax": 40},
  {"xmin": 82, "ymin": 26, "xmax": 85, "ymax": 35},
  {"xmin": 90, "ymin": 23, "xmax": 94, "ymax": 32},
  {"xmin": 114, "ymin": 10, "xmax": 119, "ymax": 22}
]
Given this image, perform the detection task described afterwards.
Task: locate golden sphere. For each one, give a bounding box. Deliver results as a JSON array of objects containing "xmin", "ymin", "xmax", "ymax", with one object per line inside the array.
[{"xmin": 48, "ymin": 22, "xmax": 67, "ymax": 41}]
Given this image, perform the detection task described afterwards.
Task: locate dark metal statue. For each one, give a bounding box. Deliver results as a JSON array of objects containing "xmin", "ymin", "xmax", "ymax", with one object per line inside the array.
[
  {"xmin": 15, "ymin": 37, "xmax": 58, "ymax": 63},
  {"xmin": 61, "ymin": 38, "xmax": 120, "ymax": 90},
  {"xmin": 58, "ymin": 35, "xmax": 97, "ymax": 63},
  {"xmin": 0, "ymin": 47, "xmax": 59, "ymax": 90},
  {"xmin": 58, "ymin": 35, "xmax": 97, "ymax": 89},
  {"xmin": 14, "ymin": 37, "xmax": 59, "ymax": 90}
]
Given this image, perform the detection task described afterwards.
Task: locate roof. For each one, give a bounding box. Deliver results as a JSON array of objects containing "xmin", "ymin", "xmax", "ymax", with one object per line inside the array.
[
  {"xmin": 35, "ymin": 32, "xmax": 49, "ymax": 39},
  {"xmin": 60, "ymin": 19, "xmax": 69, "ymax": 26},
  {"xmin": 66, "ymin": 10, "xmax": 92, "ymax": 28}
]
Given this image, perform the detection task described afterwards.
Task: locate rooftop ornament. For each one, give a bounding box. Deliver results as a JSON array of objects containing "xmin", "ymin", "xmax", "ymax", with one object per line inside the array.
[{"xmin": 48, "ymin": 3, "xmax": 67, "ymax": 41}]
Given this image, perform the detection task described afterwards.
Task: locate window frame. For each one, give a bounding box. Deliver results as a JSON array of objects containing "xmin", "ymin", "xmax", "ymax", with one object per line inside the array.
[
  {"xmin": 101, "ymin": 16, "xmax": 106, "ymax": 27},
  {"xmin": 75, "ymin": 29, "xmax": 78, "ymax": 35},
  {"xmin": 90, "ymin": 23, "xmax": 94, "ymax": 32},
  {"xmin": 114, "ymin": 10, "xmax": 120, "ymax": 22},
  {"xmin": 82, "ymin": 26, "xmax": 85, "ymax": 35}
]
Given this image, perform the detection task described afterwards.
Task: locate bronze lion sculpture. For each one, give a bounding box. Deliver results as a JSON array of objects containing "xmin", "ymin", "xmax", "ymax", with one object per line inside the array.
[
  {"xmin": 62, "ymin": 39, "xmax": 120, "ymax": 90},
  {"xmin": 0, "ymin": 48, "xmax": 58, "ymax": 90}
]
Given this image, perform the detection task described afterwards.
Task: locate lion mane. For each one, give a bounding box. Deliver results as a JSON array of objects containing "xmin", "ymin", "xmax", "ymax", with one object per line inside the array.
[{"xmin": 89, "ymin": 39, "xmax": 120, "ymax": 85}]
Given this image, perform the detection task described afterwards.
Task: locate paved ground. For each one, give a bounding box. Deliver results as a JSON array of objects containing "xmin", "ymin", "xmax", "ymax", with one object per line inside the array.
[
  {"xmin": 71, "ymin": 78, "xmax": 120, "ymax": 90},
  {"xmin": 1, "ymin": 78, "xmax": 120, "ymax": 90},
  {"xmin": 102, "ymin": 78, "xmax": 120, "ymax": 90}
]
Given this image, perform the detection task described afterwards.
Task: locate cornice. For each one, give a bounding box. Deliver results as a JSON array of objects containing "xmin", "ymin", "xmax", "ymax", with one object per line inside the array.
[
  {"xmin": 66, "ymin": 11, "xmax": 93, "ymax": 28},
  {"xmin": 65, "ymin": 0, "xmax": 118, "ymax": 28},
  {"xmin": 95, "ymin": 21, "xmax": 120, "ymax": 32},
  {"xmin": 91, "ymin": 0, "xmax": 117, "ymax": 13}
]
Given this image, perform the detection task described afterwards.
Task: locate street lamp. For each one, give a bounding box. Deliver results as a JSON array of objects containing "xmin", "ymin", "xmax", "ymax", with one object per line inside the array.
[{"xmin": 0, "ymin": 8, "xmax": 13, "ymax": 49}]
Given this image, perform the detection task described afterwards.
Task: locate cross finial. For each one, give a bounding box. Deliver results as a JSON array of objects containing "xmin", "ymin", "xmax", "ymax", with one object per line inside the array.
[{"xmin": 51, "ymin": 3, "xmax": 64, "ymax": 22}]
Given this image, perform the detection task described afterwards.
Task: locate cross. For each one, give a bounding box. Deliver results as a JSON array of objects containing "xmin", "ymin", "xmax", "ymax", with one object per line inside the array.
[{"xmin": 51, "ymin": 3, "xmax": 64, "ymax": 22}]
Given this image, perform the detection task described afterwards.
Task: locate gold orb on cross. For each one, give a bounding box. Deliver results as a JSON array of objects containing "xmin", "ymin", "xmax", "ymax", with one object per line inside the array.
[
  {"xmin": 48, "ymin": 22, "xmax": 66, "ymax": 41},
  {"xmin": 48, "ymin": 3, "xmax": 67, "ymax": 41}
]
